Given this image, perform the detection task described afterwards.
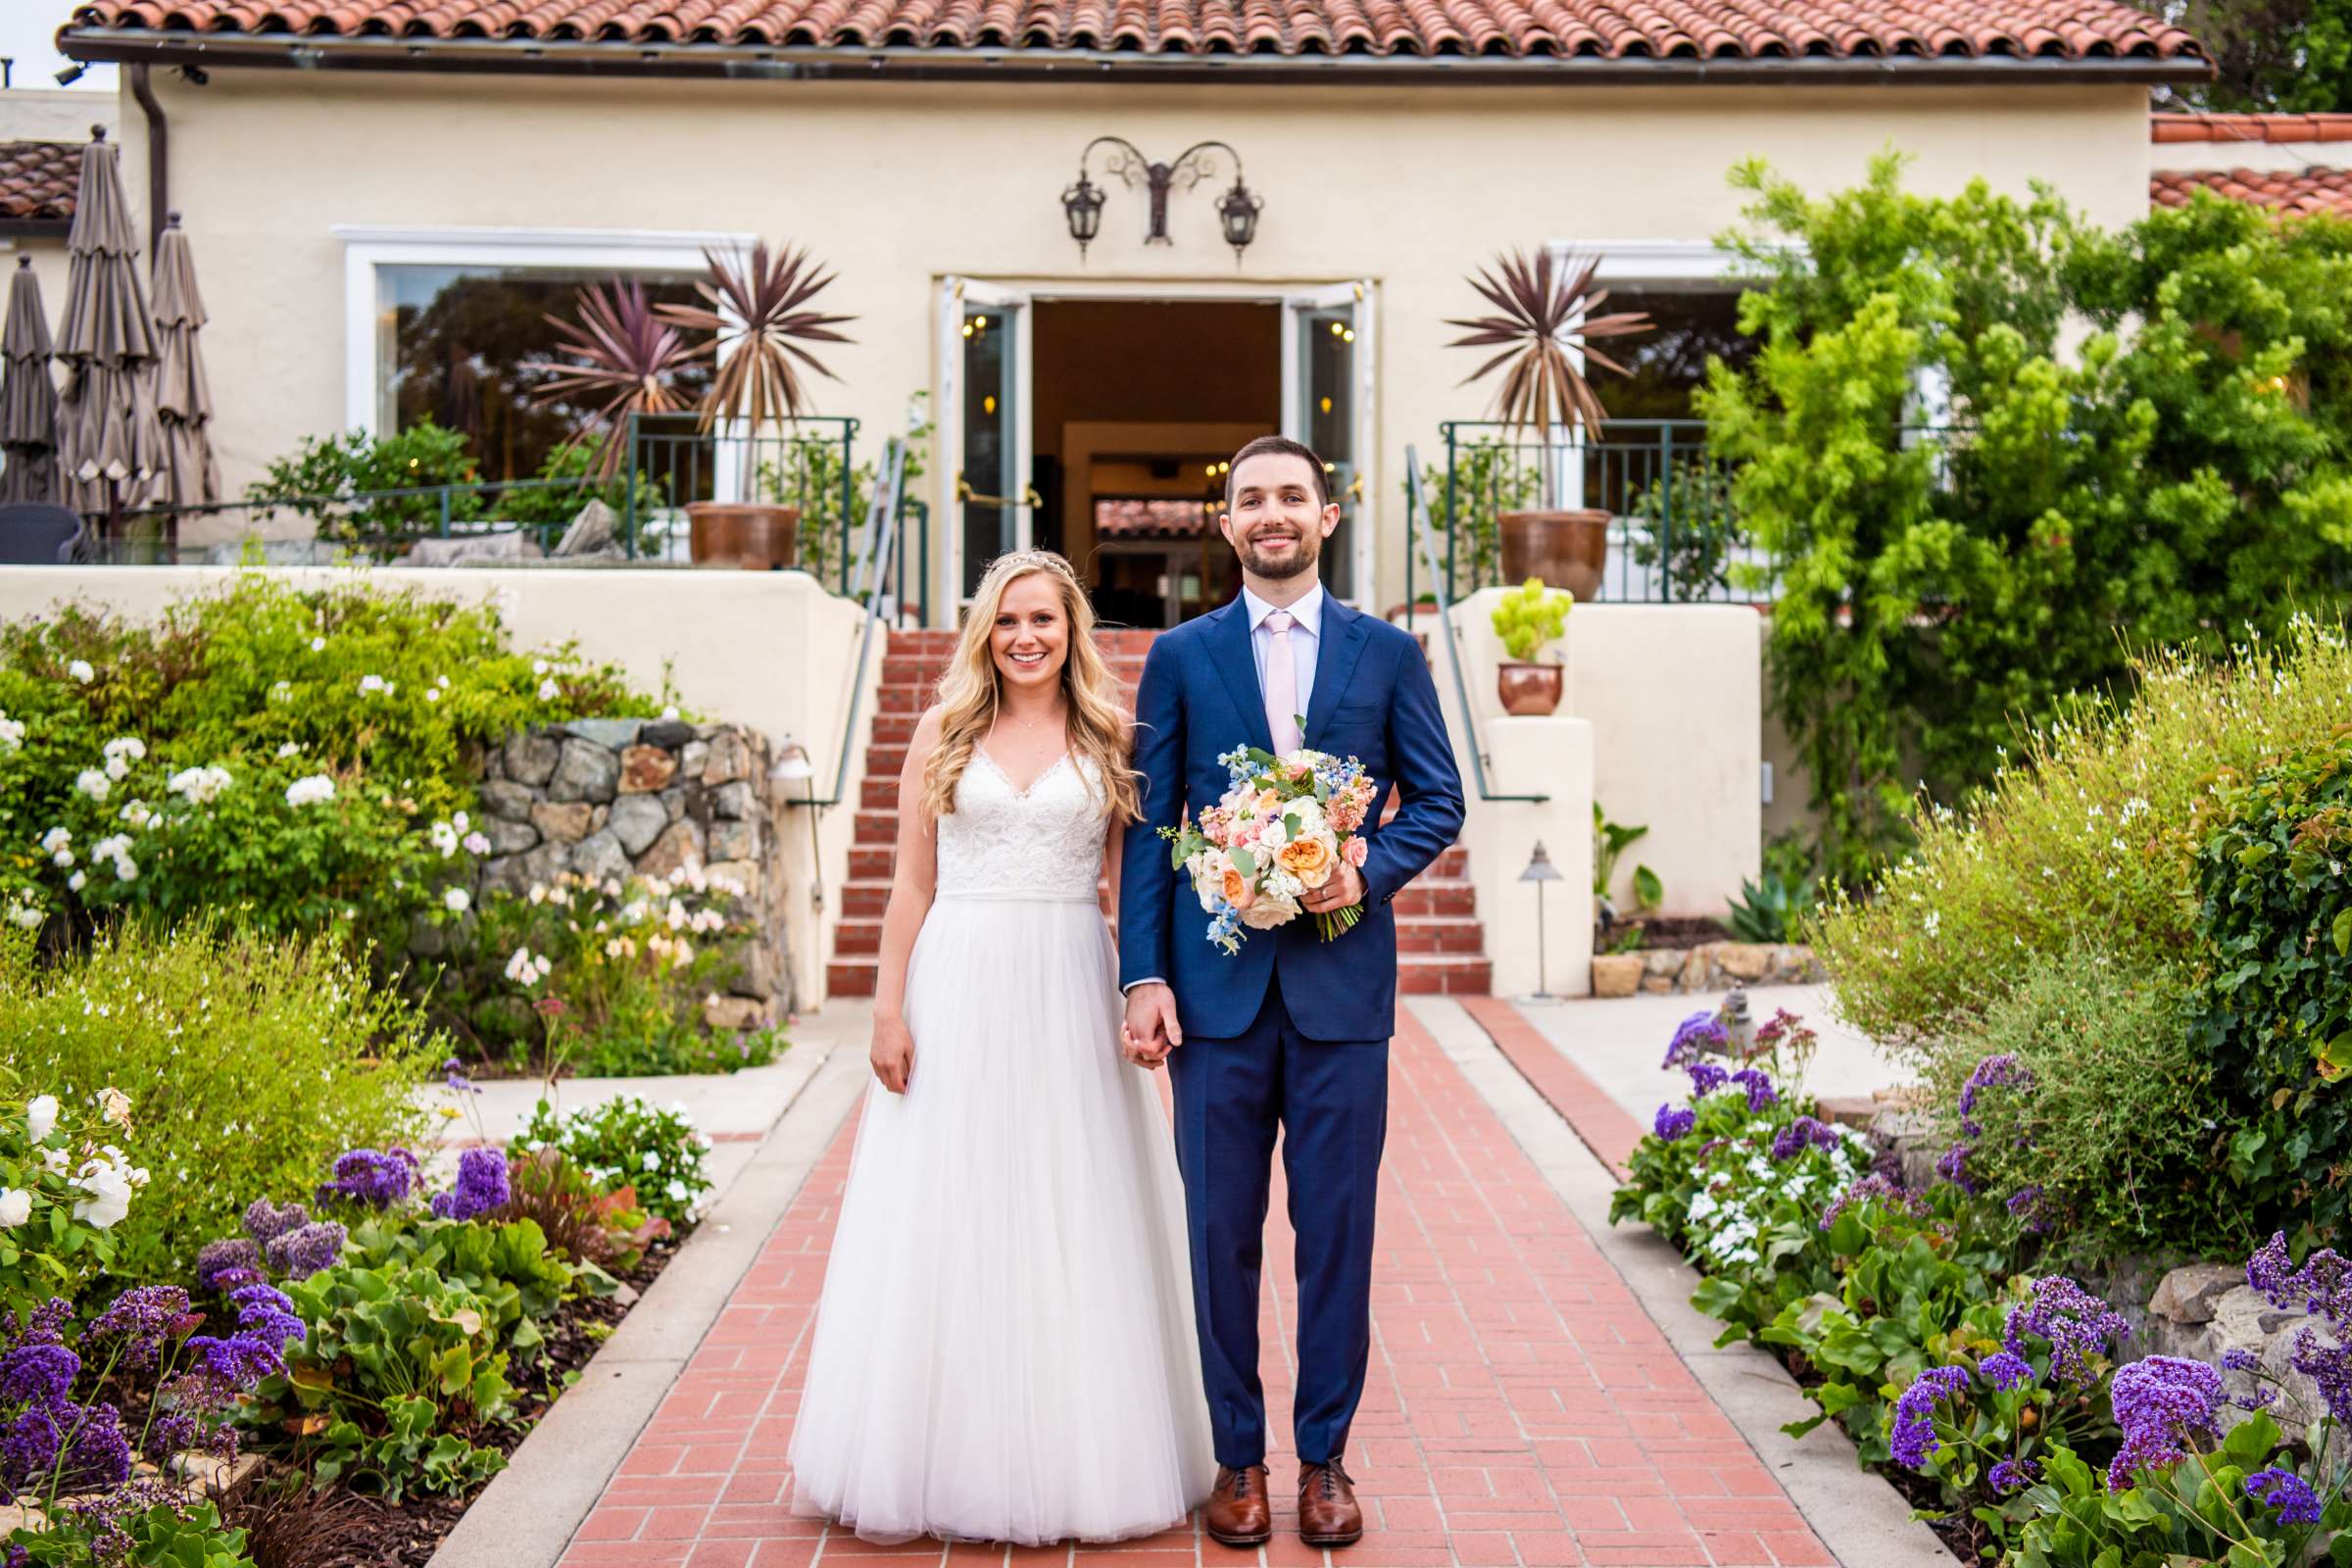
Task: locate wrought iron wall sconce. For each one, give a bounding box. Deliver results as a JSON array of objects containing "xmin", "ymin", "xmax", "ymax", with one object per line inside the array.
[{"xmin": 1061, "ymin": 137, "xmax": 1262, "ymax": 262}]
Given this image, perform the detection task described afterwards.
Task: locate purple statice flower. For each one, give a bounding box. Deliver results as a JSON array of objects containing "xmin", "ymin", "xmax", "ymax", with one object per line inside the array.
[
  {"xmin": 2288, "ymin": 1326, "xmax": 2352, "ymax": 1424},
  {"xmin": 1980, "ymin": 1350, "xmax": 2035, "ymax": 1393},
  {"xmin": 0, "ymin": 1345, "xmax": 78, "ymax": 1404},
  {"xmin": 2106, "ymin": 1356, "xmax": 2224, "ymax": 1493},
  {"xmin": 1987, "ymin": 1457, "xmax": 2040, "ymax": 1495},
  {"xmin": 84, "ymin": 1285, "xmax": 192, "ymax": 1372},
  {"xmin": 2248, "ymin": 1232, "xmax": 2298, "ymax": 1304},
  {"xmin": 1934, "ymin": 1142, "xmax": 1976, "ymax": 1194},
  {"xmin": 194, "ymin": 1237, "xmax": 264, "ymax": 1294},
  {"xmin": 1820, "ymin": 1174, "xmax": 1927, "ymax": 1233},
  {"xmin": 316, "ymin": 1147, "xmax": 420, "ymax": 1210},
  {"xmin": 241, "ymin": 1198, "xmax": 310, "ymax": 1246},
  {"xmin": 431, "ymin": 1146, "xmax": 513, "ymax": 1222},
  {"xmin": 264, "ymin": 1220, "xmax": 346, "ymax": 1281},
  {"xmin": 1686, "ymin": 1061, "xmax": 1730, "ymax": 1100},
  {"xmin": 1, "ymin": 1404, "xmax": 62, "ymax": 1497},
  {"xmin": 2245, "ymin": 1466, "xmax": 2323, "ymax": 1526},
  {"xmin": 1957, "ymin": 1053, "xmax": 2034, "ymax": 1138},
  {"xmin": 182, "ymin": 1332, "xmax": 287, "ymax": 1391},
  {"xmin": 1663, "ymin": 1009, "xmax": 1729, "ymax": 1069},
  {"xmin": 228, "ymin": 1284, "xmax": 305, "ymax": 1351},
  {"xmin": 2005, "ymin": 1276, "xmax": 2131, "ymax": 1390},
  {"xmin": 1890, "ymin": 1365, "xmax": 1972, "ymax": 1470},
  {"xmin": 442, "ymin": 1057, "xmax": 482, "ymax": 1096},
  {"xmin": 1732, "ymin": 1068, "xmax": 1777, "ymax": 1111},
  {"xmin": 1770, "ymin": 1116, "xmax": 1841, "ymax": 1162},
  {"xmin": 55, "ymin": 1399, "xmax": 131, "ymax": 1494},
  {"xmin": 1653, "ymin": 1104, "xmax": 1697, "ymax": 1143},
  {"xmin": 2222, "ymin": 1348, "xmax": 2260, "ymax": 1371}
]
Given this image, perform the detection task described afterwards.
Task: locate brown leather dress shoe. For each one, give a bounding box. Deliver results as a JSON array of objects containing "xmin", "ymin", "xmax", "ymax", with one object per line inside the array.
[
  {"xmin": 1298, "ymin": 1458, "xmax": 1364, "ymax": 1547},
  {"xmin": 1203, "ymin": 1464, "xmax": 1273, "ymax": 1546}
]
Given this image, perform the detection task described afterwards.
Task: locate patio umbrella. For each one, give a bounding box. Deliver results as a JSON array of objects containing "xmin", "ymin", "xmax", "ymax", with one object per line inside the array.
[
  {"xmin": 55, "ymin": 126, "xmax": 163, "ymax": 531},
  {"xmin": 1, "ymin": 257, "xmax": 60, "ymax": 506},
  {"xmin": 150, "ymin": 212, "xmax": 220, "ymax": 510}
]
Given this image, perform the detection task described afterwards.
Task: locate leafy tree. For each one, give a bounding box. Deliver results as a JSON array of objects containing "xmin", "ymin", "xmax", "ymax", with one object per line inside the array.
[
  {"xmin": 1703, "ymin": 153, "xmax": 2352, "ymax": 884},
  {"xmin": 2144, "ymin": 0, "xmax": 2352, "ymax": 112}
]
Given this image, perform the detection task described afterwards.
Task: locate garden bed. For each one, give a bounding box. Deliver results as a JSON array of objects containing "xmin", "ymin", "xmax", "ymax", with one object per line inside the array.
[{"xmin": 1590, "ymin": 937, "xmax": 1824, "ymax": 997}]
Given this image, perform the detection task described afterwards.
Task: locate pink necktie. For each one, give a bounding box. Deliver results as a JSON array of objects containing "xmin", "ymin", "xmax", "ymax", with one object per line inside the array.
[{"xmin": 1263, "ymin": 611, "xmax": 1302, "ymax": 756}]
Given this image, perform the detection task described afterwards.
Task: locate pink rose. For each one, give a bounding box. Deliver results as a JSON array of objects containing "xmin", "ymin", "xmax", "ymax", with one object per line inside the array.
[{"xmin": 1343, "ymin": 836, "xmax": 1369, "ymax": 867}]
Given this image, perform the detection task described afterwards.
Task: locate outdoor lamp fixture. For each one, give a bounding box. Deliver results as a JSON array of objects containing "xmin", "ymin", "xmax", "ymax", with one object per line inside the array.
[
  {"xmin": 769, "ymin": 740, "xmax": 823, "ymax": 914},
  {"xmin": 1721, "ymin": 987, "xmax": 1755, "ymax": 1058},
  {"xmin": 1061, "ymin": 136, "xmax": 1262, "ymax": 262},
  {"xmin": 1519, "ymin": 840, "xmax": 1566, "ymax": 1001}
]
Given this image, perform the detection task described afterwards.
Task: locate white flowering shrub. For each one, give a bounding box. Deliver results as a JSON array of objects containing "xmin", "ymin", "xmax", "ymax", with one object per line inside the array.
[
  {"xmin": 0, "ymin": 1043, "xmax": 151, "ymax": 1318},
  {"xmin": 517, "ymin": 1094, "xmax": 713, "ymax": 1225},
  {"xmin": 0, "ymin": 573, "xmax": 662, "ymax": 947}
]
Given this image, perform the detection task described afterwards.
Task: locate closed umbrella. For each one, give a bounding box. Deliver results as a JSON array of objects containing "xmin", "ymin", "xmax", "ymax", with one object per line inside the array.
[
  {"xmin": 1, "ymin": 257, "xmax": 60, "ymax": 506},
  {"xmin": 55, "ymin": 126, "xmax": 163, "ymax": 536},
  {"xmin": 150, "ymin": 212, "xmax": 219, "ymax": 514}
]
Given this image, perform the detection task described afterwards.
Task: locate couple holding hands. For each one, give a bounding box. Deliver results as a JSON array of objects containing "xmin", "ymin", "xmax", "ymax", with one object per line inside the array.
[{"xmin": 788, "ymin": 435, "xmax": 1465, "ymax": 1549}]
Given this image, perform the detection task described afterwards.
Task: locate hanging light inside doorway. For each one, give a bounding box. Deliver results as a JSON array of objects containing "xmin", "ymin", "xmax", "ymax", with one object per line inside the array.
[{"xmin": 1061, "ymin": 136, "xmax": 1262, "ymax": 262}]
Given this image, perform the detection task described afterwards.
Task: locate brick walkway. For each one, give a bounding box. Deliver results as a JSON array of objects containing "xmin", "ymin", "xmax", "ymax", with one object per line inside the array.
[{"xmin": 558, "ymin": 1005, "xmax": 1836, "ymax": 1568}]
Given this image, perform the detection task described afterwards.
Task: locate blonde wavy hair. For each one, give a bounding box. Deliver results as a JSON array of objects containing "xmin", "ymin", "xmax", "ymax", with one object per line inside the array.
[{"xmin": 921, "ymin": 550, "xmax": 1140, "ymax": 822}]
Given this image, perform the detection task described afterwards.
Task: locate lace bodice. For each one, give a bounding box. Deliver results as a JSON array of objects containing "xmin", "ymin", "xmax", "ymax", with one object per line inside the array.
[{"xmin": 933, "ymin": 750, "xmax": 1109, "ymax": 903}]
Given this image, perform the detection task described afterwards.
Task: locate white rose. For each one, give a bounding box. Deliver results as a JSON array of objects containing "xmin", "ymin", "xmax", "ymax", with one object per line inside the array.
[
  {"xmin": 71, "ymin": 1155, "xmax": 134, "ymax": 1230},
  {"xmin": 75, "ymin": 769, "xmax": 111, "ymax": 801},
  {"xmin": 26, "ymin": 1095, "xmax": 59, "ymax": 1141},
  {"xmin": 443, "ymin": 887, "xmax": 470, "ymax": 913},
  {"xmin": 67, "ymin": 660, "xmax": 93, "ymax": 683},
  {"xmin": 285, "ymin": 774, "xmax": 336, "ymax": 808},
  {"xmin": 66, "ymin": 870, "xmax": 85, "ymax": 893},
  {"xmin": 96, "ymin": 1086, "xmax": 131, "ymax": 1127},
  {"xmin": 0, "ymin": 1189, "xmax": 29, "ymax": 1228}
]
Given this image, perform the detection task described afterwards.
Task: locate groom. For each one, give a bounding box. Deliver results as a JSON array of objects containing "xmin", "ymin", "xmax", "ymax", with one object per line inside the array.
[{"xmin": 1120, "ymin": 435, "xmax": 1465, "ymax": 1548}]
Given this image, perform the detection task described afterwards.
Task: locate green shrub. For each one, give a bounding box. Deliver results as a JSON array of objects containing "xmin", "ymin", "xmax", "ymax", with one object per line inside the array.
[
  {"xmin": 0, "ymin": 573, "xmax": 657, "ymax": 948},
  {"xmin": 0, "ymin": 1022, "xmax": 139, "ymax": 1316},
  {"xmin": 0, "ymin": 919, "xmax": 437, "ymax": 1281},
  {"xmin": 1924, "ymin": 948, "xmax": 2223, "ymax": 1260},
  {"xmin": 2192, "ymin": 729, "xmax": 2352, "ymax": 1248},
  {"xmin": 245, "ymin": 420, "xmax": 483, "ymax": 546},
  {"xmin": 488, "ymin": 434, "xmax": 665, "ymax": 545},
  {"xmin": 519, "ymin": 1094, "xmax": 713, "ymax": 1225},
  {"xmin": 1815, "ymin": 616, "xmax": 2352, "ymax": 1055},
  {"xmin": 434, "ymin": 872, "xmax": 782, "ymax": 1076}
]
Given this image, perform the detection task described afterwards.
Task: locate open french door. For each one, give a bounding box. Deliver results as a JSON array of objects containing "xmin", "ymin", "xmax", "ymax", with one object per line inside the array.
[
  {"xmin": 1281, "ymin": 279, "xmax": 1377, "ymax": 606},
  {"xmin": 937, "ymin": 277, "xmax": 1035, "ymax": 612}
]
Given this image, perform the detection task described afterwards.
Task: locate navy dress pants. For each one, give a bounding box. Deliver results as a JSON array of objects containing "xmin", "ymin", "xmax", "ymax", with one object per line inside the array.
[{"xmin": 1166, "ymin": 973, "xmax": 1389, "ymax": 1469}]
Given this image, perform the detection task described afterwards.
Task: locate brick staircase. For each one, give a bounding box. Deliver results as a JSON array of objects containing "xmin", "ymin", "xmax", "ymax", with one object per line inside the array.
[{"xmin": 826, "ymin": 627, "xmax": 1492, "ymax": 998}]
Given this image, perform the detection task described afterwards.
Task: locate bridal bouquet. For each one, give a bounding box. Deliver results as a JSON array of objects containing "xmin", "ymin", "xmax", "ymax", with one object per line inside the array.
[{"xmin": 1160, "ymin": 746, "xmax": 1378, "ymax": 954}]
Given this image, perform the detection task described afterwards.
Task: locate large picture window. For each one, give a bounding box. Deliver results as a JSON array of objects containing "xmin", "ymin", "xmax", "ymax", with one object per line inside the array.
[{"xmin": 375, "ymin": 265, "xmax": 710, "ymax": 482}]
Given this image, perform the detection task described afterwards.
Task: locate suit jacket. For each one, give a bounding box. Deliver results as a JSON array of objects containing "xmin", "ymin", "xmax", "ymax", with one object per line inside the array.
[{"xmin": 1117, "ymin": 593, "xmax": 1467, "ymax": 1042}]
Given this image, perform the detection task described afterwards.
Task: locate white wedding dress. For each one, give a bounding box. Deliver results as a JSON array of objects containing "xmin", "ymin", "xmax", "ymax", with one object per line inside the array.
[{"xmin": 789, "ymin": 749, "xmax": 1216, "ymax": 1545}]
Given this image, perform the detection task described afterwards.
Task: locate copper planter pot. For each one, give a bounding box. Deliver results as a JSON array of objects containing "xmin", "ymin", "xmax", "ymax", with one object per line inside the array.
[
  {"xmin": 1495, "ymin": 661, "xmax": 1564, "ymax": 716},
  {"xmin": 687, "ymin": 502, "xmax": 801, "ymax": 570},
  {"xmin": 1499, "ymin": 509, "xmax": 1611, "ymax": 602}
]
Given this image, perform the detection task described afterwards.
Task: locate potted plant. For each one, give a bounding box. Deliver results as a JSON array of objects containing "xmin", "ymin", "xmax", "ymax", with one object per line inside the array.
[
  {"xmin": 659, "ymin": 242, "xmax": 855, "ymax": 570},
  {"xmin": 1489, "ymin": 576, "xmax": 1570, "ymax": 715},
  {"xmin": 1446, "ymin": 249, "xmax": 1649, "ymax": 601}
]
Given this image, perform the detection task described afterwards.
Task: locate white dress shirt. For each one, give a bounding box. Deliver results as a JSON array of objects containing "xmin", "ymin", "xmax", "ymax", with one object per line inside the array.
[{"xmin": 1241, "ymin": 581, "xmax": 1324, "ymax": 730}]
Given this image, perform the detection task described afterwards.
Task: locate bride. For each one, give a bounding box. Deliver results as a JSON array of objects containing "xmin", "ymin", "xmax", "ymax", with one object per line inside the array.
[{"xmin": 789, "ymin": 549, "xmax": 1215, "ymax": 1544}]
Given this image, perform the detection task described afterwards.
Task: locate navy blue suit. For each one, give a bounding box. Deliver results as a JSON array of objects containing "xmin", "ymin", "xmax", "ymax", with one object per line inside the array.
[{"xmin": 1118, "ymin": 592, "xmax": 1464, "ymax": 1468}]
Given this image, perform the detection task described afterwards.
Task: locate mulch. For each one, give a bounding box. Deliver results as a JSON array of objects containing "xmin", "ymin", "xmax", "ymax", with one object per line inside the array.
[
  {"xmin": 227, "ymin": 1234, "xmax": 682, "ymax": 1568},
  {"xmin": 1616, "ymin": 914, "xmax": 1739, "ymax": 950}
]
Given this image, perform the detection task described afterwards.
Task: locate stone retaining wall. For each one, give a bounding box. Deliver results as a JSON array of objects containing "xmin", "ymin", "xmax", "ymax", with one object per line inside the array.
[
  {"xmin": 1590, "ymin": 942, "xmax": 1825, "ymax": 998},
  {"xmin": 466, "ymin": 718, "xmax": 791, "ymax": 1025}
]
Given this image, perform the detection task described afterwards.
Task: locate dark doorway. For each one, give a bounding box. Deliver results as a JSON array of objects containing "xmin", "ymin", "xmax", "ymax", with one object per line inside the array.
[{"xmin": 1031, "ymin": 299, "xmax": 1281, "ymax": 629}]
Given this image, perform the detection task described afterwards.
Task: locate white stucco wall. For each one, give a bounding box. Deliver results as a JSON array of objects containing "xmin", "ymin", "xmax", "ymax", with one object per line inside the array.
[
  {"xmin": 83, "ymin": 70, "xmax": 2153, "ymax": 612},
  {"xmin": 0, "ymin": 564, "xmax": 876, "ymax": 1009}
]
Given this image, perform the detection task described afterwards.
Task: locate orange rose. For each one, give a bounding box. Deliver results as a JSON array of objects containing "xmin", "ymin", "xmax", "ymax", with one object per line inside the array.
[
  {"xmin": 1219, "ymin": 863, "xmax": 1256, "ymax": 908},
  {"xmin": 1276, "ymin": 835, "xmax": 1335, "ymax": 888}
]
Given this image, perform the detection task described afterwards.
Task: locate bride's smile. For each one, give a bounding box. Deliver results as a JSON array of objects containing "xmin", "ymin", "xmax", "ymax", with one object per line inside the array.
[{"xmin": 991, "ymin": 573, "xmax": 1069, "ymax": 691}]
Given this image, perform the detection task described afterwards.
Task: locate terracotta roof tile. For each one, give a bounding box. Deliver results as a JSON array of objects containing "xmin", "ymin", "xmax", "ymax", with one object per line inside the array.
[
  {"xmin": 2153, "ymin": 113, "xmax": 2352, "ymax": 145},
  {"xmin": 0, "ymin": 141, "xmax": 78, "ymax": 223},
  {"xmin": 66, "ymin": 0, "xmax": 2208, "ymax": 59},
  {"xmin": 2150, "ymin": 166, "xmax": 2352, "ymax": 220}
]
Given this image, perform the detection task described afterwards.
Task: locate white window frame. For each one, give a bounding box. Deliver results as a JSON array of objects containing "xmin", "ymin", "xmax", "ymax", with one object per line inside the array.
[{"xmin": 332, "ymin": 224, "xmax": 755, "ymax": 437}]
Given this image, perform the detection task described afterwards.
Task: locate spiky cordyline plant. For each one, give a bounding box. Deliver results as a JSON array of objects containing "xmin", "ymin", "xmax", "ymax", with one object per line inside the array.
[
  {"xmin": 1446, "ymin": 249, "xmax": 1650, "ymax": 509},
  {"xmin": 525, "ymin": 278, "xmax": 701, "ymax": 484},
  {"xmin": 658, "ymin": 242, "xmax": 856, "ymax": 503}
]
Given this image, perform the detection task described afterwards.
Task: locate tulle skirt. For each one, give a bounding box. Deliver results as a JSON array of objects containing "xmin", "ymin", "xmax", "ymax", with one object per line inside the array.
[{"xmin": 789, "ymin": 894, "xmax": 1216, "ymax": 1544}]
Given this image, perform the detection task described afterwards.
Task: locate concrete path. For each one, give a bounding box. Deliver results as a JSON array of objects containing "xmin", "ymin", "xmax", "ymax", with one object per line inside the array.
[{"xmin": 545, "ymin": 994, "xmax": 1912, "ymax": 1567}]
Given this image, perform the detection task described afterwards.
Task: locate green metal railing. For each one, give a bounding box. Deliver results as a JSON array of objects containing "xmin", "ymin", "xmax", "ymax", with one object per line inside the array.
[
  {"xmin": 1401, "ymin": 444, "xmax": 1547, "ymax": 806},
  {"xmin": 621, "ymin": 414, "xmax": 860, "ymax": 588},
  {"xmin": 808, "ymin": 437, "xmax": 909, "ymax": 808},
  {"xmin": 1419, "ymin": 419, "xmax": 1771, "ymax": 607}
]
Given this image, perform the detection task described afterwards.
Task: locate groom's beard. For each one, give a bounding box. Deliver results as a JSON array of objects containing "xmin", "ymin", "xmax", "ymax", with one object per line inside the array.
[{"xmin": 1236, "ymin": 529, "xmax": 1320, "ymax": 582}]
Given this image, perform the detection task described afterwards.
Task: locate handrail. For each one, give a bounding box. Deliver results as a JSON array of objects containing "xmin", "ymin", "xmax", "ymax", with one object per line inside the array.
[
  {"xmin": 1403, "ymin": 443, "xmax": 1549, "ymax": 805},
  {"xmin": 804, "ymin": 435, "xmax": 907, "ymax": 810}
]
